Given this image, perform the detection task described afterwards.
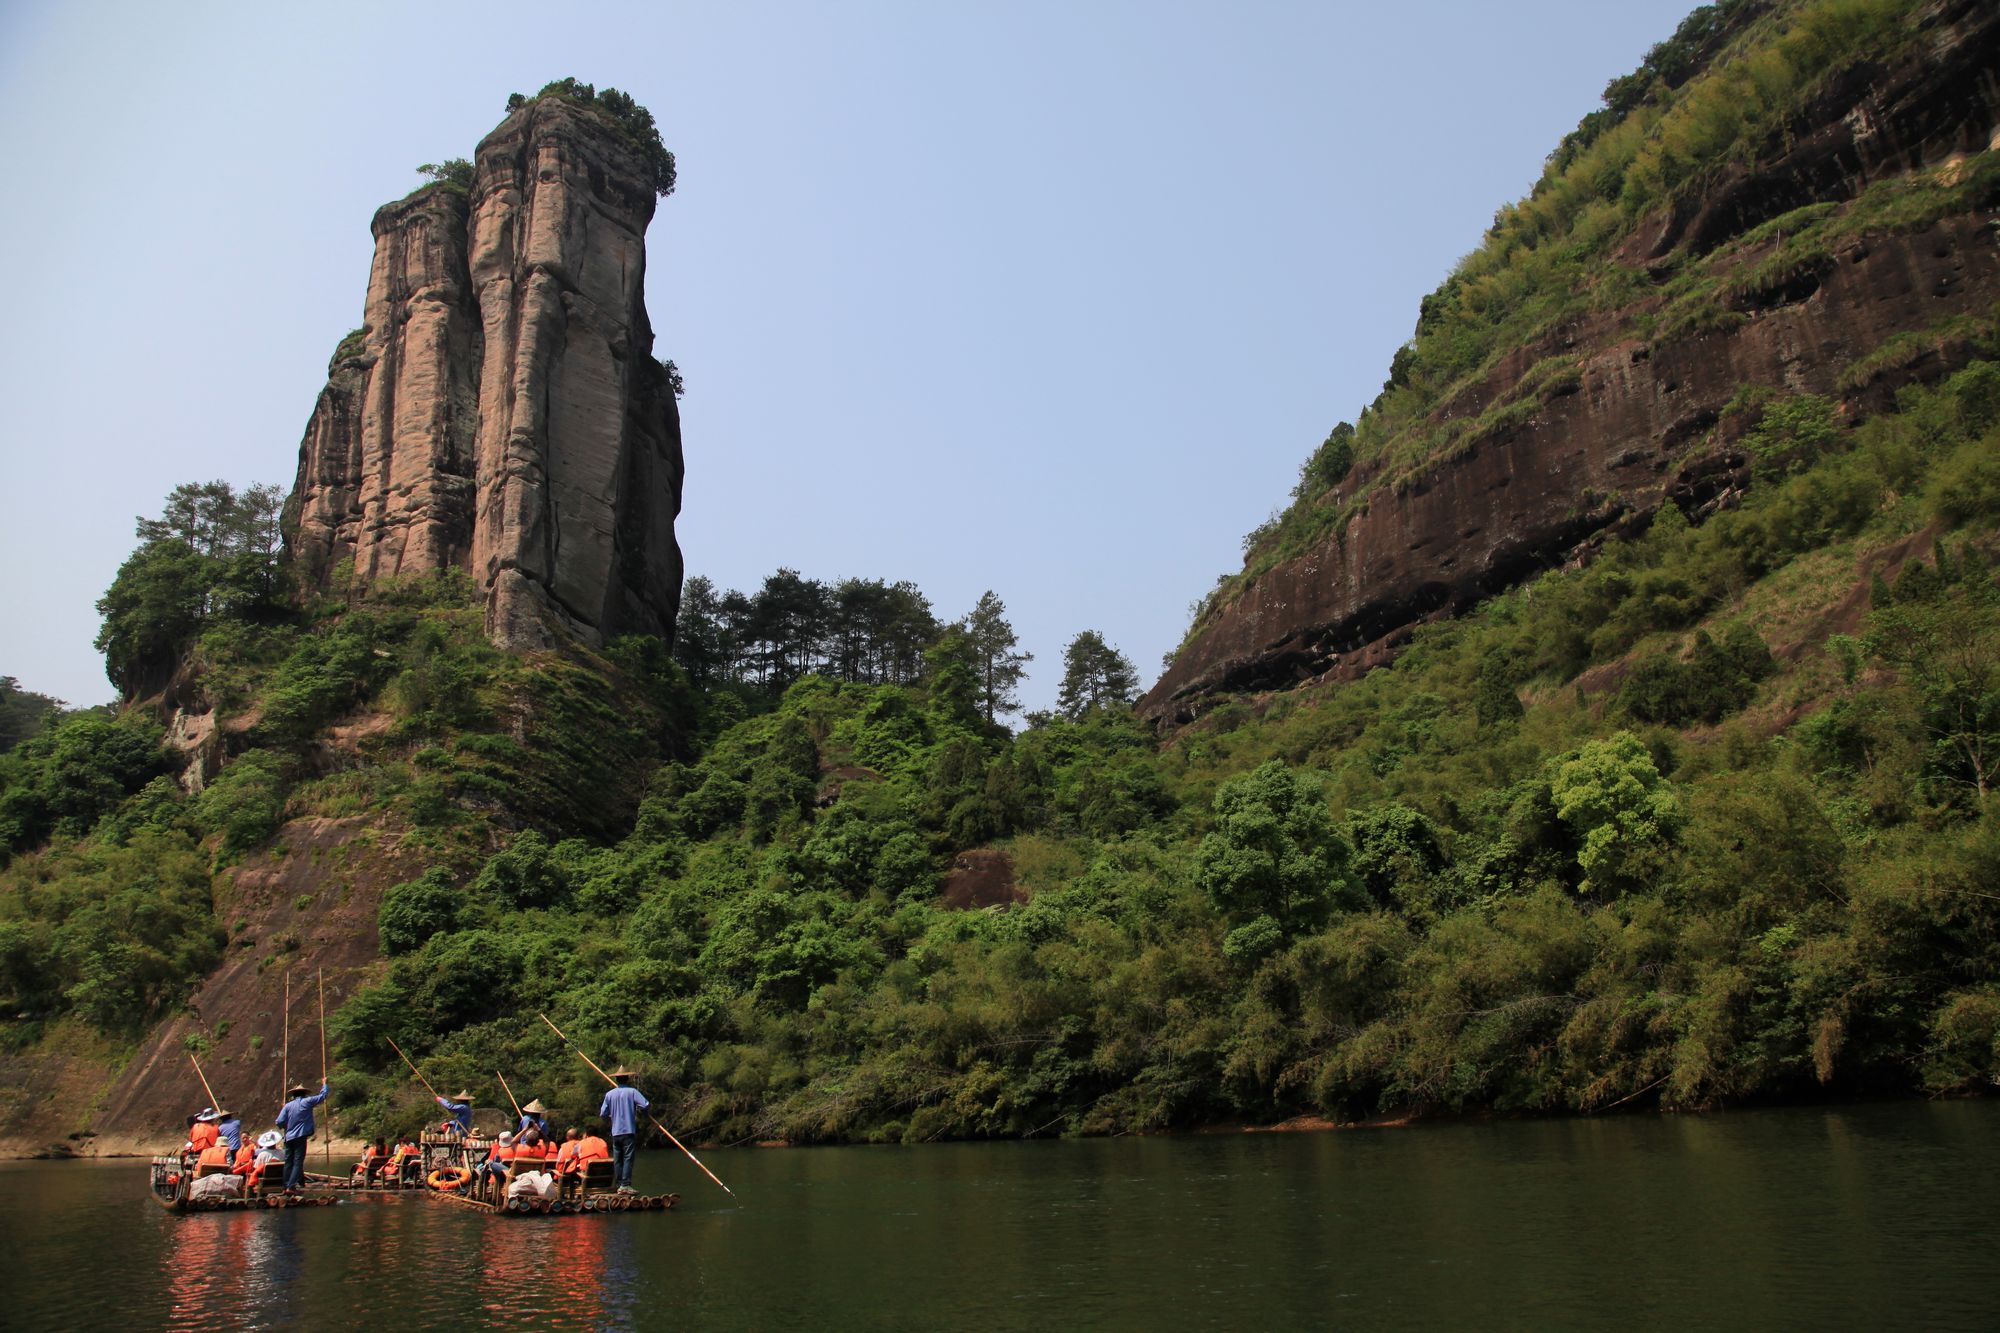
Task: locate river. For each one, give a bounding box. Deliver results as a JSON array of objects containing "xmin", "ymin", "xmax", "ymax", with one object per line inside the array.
[{"xmin": 2, "ymin": 1102, "xmax": 1995, "ymax": 1329}]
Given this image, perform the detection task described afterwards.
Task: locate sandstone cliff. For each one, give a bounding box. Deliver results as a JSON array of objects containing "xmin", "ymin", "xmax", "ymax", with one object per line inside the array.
[
  {"xmin": 1141, "ymin": 0, "xmax": 2000, "ymax": 725},
  {"xmin": 288, "ymin": 97, "xmax": 683, "ymax": 650}
]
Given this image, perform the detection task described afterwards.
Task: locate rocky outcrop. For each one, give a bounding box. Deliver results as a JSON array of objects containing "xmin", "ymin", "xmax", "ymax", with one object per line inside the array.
[
  {"xmin": 287, "ymin": 98, "xmax": 682, "ymax": 650},
  {"xmin": 1140, "ymin": 1, "xmax": 2000, "ymax": 726}
]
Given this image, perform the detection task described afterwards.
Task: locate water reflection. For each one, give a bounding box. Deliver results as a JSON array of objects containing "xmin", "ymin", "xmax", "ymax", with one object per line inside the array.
[{"xmin": 6, "ymin": 1104, "xmax": 2000, "ymax": 1330}]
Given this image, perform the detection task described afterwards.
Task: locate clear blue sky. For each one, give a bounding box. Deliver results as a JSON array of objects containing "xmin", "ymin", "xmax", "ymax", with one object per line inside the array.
[{"xmin": 0, "ymin": 0, "xmax": 1695, "ymax": 713}]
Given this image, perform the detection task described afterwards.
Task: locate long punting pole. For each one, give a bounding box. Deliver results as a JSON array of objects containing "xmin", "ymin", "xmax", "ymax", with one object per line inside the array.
[
  {"xmin": 496, "ymin": 1070, "xmax": 524, "ymax": 1121},
  {"xmin": 188, "ymin": 1051, "xmax": 221, "ymax": 1114},
  {"xmin": 281, "ymin": 970, "xmax": 291, "ymax": 1109},
  {"xmin": 385, "ymin": 1035, "xmax": 445, "ymax": 1102},
  {"xmin": 318, "ymin": 968, "xmax": 332, "ymax": 1172},
  {"xmin": 537, "ymin": 1012, "xmax": 735, "ymax": 1199}
]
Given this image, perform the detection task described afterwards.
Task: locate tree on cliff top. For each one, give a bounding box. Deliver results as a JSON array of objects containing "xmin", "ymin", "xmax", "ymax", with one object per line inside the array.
[{"xmin": 507, "ymin": 78, "xmax": 677, "ymax": 197}]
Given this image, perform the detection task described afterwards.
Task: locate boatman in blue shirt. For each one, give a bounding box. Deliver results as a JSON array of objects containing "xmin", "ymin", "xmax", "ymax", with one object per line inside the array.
[
  {"xmin": 517, "ymin": 1098, "xmax": 552, "ymax": 1140},
  {"xmin": 436, "ymin": 1089, "xmax": 476, "ymax": 1136},
  {"xmin": 215, "ymin": 1108, "xmax": 243, "ymax": 1156},
  {"xmin": 599, "ymin": 1066, "xmax": 649, "ymax": 1193},
  {"xmin": 275, "ymin": 1081, "xmax": 328, "ymax": 1192}
]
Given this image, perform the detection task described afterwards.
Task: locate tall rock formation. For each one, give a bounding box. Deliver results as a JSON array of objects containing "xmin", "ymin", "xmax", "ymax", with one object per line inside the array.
[
  {"xmin": 1140, "ymin": 0, "xmax": 2000, "ymax": 725},
  {"xmin": 287, "ymin": 97, "xmax": 683, "ymax": 649}
]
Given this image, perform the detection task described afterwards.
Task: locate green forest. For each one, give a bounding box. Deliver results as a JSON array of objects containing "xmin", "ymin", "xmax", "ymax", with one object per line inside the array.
[{"xmin": 3, "ymin": 0, "xmax": 1998, "ymax": 1145}]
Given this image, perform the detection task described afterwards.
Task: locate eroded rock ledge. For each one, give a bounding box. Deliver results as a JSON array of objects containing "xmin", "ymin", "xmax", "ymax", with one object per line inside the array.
[{"xmin": 1140, "ymin": 1, "xmax": 2000, "ymax": 726}]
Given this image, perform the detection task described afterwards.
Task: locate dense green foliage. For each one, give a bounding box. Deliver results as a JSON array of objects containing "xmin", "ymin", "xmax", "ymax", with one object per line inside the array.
[
  {"xmin": 299, "ymin": 359, "xmax": 1996, "ymax": 1142},
  {"xmin": 0, "ymin": 678, "xmax": 62, "ymax": 754}
]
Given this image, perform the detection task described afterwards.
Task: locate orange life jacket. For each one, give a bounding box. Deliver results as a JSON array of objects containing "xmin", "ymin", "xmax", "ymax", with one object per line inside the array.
[
  {"xmin": 489, "ymin": 1143, "xmax": 515, "ymax": 1164},
  {"xmin": 198, "ymin": 1143, "xmax": 231, "ymax": 1168},
  {"xmin": 573, "ymin": 1135, "xmax": 610, "ymax": 1167},
  {"xmin": 189, "ymin": 1122, "xmax": 219, "ymax": 1152},
  {"xmin": 554, "ymin": 1142, "xmax": 579, "ymax": 1170},
  {"xmin": 514, "ymin": 1140, "xmax": 548, "ymax": 1161},
  {"xmin": 232, "ymin": 1144, "xmax": 257, "ymax": 1174}
]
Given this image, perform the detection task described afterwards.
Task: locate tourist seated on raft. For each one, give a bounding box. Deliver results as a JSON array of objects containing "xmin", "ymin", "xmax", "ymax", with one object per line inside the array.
[
  {"xmin": 253, "ymin": 1130, "xmax": 285, "ymax": 1168},
  {"xmin": 190, "ymin": 1138, "xmax": 245, "ymax": 1200},
  {"xmin": 514, "ymin": 1127, "xmax": 550, "ymax": 1162},
  {"xmin": 435, "ymin": 1090, "xmax": 476, "ymax": 1137},
  {"xmin": 481, "ymin": 1132, "xmax": 517, "ymax": 1193},
  {"xmin": 185, "ymin": 1108, "xmax": 220, "ymax": 1158},
  {"xmin": 231, "ymin": 1138, "xmax": 257, "ymax": 1176},
  {"xmin": 389, "ymin": 1138, "xmax": 422, "ymax": 1183},
  {"xmin": 552, "ymin": 1128, "xmax": 580, "ymax": 1175},
  {"xmin": 559, "ymin": 1125, "xmax": 612, "ymax": 1196},
  {"xmin": 353, "ymin": 1139, "xmax": 388, "ymax": 1184}
]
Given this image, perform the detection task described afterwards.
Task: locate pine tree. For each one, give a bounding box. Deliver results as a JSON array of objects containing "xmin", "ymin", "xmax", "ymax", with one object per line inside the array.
[
  {"xmin": 1055, "ymin": 631, "xmax": 1140, "ymax": 719},
  {"xmin": 963, "ymin": 591, "xmax": 1031, "ymax": 725}
]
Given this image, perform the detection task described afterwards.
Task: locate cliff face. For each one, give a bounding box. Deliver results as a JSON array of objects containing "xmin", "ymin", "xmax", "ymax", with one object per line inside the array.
[
  {"xmin": 1140, "ymin": 0, "xmax": 2000, "ymax": 725},
  {"xmin": 288, "ymin": 98, "xmax": 683, "ymax": 650}
]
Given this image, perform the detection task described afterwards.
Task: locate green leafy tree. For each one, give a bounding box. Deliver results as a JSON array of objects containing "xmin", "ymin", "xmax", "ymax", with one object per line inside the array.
[
  {"xmin": 1195, "ymin": 760, "xmax": 1358, "ymax": 939},
  {"xmin": 1055, "ymin": 631, "xmax": 1140, "ymax": 719},
  {"xmin": 0, "ymin": 678, "xmax": 62, "ymax": 753},
  {"xmin": 416, "ymin": 158, "xmax": 475, "ymax": 193},
  {"xmin": 1548, "ymin": 732, "xmax": 1683, "ymax": 894},
  {"xmin": 379, "ymin": 867, "xmax": 463, "ymax": 955},
  {"xmin": 1866, "ymin": 555, "xmax": 2000, "ymax": 807}
]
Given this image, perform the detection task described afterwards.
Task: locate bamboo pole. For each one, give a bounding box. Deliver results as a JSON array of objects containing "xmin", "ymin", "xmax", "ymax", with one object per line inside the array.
[
  {"xmin": 385, "ymin": 1036, "xmax": 445, "ymax": 1102},
  {"xmin": 318, "ymin": 968, "xmax": 331, "ymax": 1172},
  {"xmin": 188, "ymin": 1051, "xmax": 221, "ymax": 1114},
  {"xmin": 537, "ymin": 1012, "xmax": 735, "ymax": 1199},
  {"xmin": 281, "ymin": 970, "xmax": 290, "ymax": 1109},
  {"xmin": 496, "ymin": 1070, "xmax": 523, "ymax": 1121}
]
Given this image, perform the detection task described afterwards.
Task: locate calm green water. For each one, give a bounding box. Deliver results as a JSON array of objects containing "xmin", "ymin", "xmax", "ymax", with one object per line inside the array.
[{"xmin": 2, "ymin": 1102, "xmax": 1997, "ymax": 1329}]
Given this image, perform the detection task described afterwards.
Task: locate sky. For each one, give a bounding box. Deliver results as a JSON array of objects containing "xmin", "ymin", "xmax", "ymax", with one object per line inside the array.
[{"xmin": 0, "ymin": 0, "xmax": 1697, "ymax": 713}]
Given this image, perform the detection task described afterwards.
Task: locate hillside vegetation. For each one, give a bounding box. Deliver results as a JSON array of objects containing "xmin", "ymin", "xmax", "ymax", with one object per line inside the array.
[{"xmin": 4, "ymin": 3, "xmax": 1999, "ymax": 1145}]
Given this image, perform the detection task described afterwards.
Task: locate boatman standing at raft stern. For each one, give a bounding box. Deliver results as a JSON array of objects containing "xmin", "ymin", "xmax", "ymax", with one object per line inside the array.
[
  {"xmin": 600, "ymin": 1066, "xmax": 649, "ymax": 1194},
  {"xmin": 436, "ymin": 1089, "xmax": 475, "ymax": 1136},
  {"xmin": 276, "ymin": 1081, "xmax": 329, "ymax": 1193}
]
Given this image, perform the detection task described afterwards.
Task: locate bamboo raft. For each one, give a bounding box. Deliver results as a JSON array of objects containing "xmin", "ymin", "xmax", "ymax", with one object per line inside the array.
[
  {"xmin": 148, "ymin": 1156, "xmax": 342, "ymax": 1213},
  {"xmin": 426, "ymin": 1183, "xmax": 679, "ymax": 1216}
]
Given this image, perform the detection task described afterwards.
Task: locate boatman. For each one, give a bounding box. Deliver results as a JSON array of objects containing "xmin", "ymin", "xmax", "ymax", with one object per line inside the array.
[
  {"xmin": 599, "ymin": 1066, "xmax": 649, "ymax": 1194},
  {"xmin": 517, "ymin": 1098, "xmax": 551, "ymax": 1140},
  {"xmin": 276, "ymin": 1081, "xmax": 329, "ymax": 1193},
  {"xmin": 215, "ymin": 1107, "xmax": 242, "ymax": 1156},
  {"xmin": 436, "ymin": 1089, "xmax": 476, "ymax": 1136}
]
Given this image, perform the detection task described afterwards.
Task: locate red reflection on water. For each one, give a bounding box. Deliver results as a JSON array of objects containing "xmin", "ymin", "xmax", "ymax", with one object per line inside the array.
[
  {"xmin": 547, "ymin": 1217, "xmax": 610, "ymax": 1325},
  {"xmin": 163, "ymin": 1210, "xmax": 262, "ymax": 1318}
]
